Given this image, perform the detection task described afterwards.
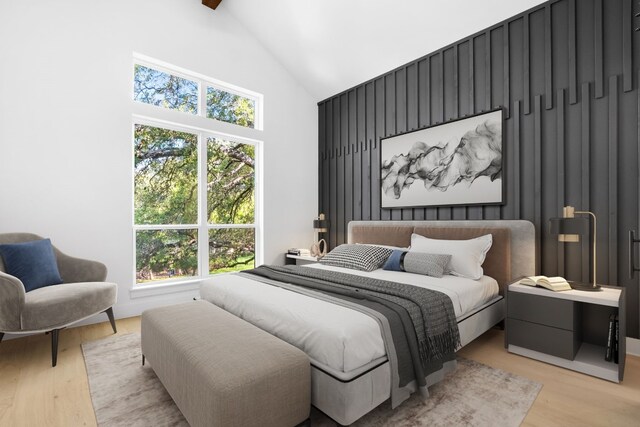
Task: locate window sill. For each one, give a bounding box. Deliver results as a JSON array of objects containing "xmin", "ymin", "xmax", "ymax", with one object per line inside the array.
[
  {"xmin": 128, "ymin": 272, "xmax": 240, "ymax": 299},
  {"xmin": 129, "ymin": 278, "xmax": 204, "ymax": 299}
]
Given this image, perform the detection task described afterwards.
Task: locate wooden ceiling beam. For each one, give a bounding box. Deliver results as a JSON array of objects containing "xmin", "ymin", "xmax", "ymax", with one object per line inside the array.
[{"xmin": 202, "ymin": 0, "xmax": 222, "ymax": 10}]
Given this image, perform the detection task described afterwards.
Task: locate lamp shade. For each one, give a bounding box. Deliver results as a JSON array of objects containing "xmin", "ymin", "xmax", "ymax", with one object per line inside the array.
[
  {"xmin": 313, "ymin": 219, "xmax": 330, "ymax": 232},
  {"xmin": 549, "ymin": 217, "xmax": 588, "ymax": 234}
]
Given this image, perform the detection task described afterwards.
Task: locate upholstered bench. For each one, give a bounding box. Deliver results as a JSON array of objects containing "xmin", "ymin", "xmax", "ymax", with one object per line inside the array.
[{"xmin": 141, "ymin": 301, "xmax": 311, "ymax": 427}]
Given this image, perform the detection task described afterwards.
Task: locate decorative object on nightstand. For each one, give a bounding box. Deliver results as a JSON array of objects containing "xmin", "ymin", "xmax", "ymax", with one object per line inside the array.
[
  {"xmin": 288, "ymin": 248, "xmax": 311, "ymax": 257},
  {"xmin": 549, "ymin": 205, "xmax": 601, "ymax": 291},
  {"xmin": 311, "ymin": 213, "xmax": 330, "ymax": 258},
  {"xmin": 518, "ymin": 275, "xmax": 571, "ymax": 292},
  {"xmin": 605, "ymin": 314, "xmax": 615, "ymax": 362}
]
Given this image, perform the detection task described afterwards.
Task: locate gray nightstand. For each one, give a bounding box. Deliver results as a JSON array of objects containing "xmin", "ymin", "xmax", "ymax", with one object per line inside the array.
[
  {"xmin": 506, "ymin": 282, "xmax": 625, "ymax": 383},
  {"xmin": 284, "ymin": 254, "xmax": 318, "ymax": 266}
]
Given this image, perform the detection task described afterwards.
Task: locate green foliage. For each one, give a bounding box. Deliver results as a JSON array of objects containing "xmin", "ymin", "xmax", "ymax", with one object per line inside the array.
[
  {"xmin": 210, "ymin": 255, "xmax": 254, "ymax": 274},
  {"xmin": 134, "ymin": 65, "xmax": 198, "ymax": 114},
  {"xmin": 208, "ymin": 138, "xmax": 255, "ymax": 224},
  {"xmin": 134, "ymin": 125, "xmax": 198, "ymax": 225},
  {"xmin": 209, "ymin": 228, "xmax": 255, "ymax": 274},
  {"xmin": 206, "ymin": 87, "xmax": 255, "ymax": 128},
  {"xmin": 136, "ymin": 229, "xmax": 198, "ymax": 283}
]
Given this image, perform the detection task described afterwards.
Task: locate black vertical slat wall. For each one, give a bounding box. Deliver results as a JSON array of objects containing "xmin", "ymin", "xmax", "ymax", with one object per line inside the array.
[{"xmin": 317, "ymin": 0, "xmax": 640, "ymax": 338}]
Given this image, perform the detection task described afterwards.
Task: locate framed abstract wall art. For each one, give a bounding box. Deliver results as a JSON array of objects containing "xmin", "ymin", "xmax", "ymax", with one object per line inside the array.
[{"xmin": 381, "ymin": 108, "xmax": 504, "ymax": 208}]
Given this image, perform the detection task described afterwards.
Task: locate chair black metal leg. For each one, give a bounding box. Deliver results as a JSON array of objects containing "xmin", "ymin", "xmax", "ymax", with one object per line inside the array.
[
  {"xmin": 0, "ymin": 332, "xmax": 4, "ymax": 343},
  {"xmin": 142, "ymin": 354, "xmax": 145, "ymax": 366},
  {"xmin": 51, "ymin": 329, "xmax": 60, "ymax": 367},
  {"xmin": 105, "ymin": 307, "xmax": 117, "ymax": 334}
]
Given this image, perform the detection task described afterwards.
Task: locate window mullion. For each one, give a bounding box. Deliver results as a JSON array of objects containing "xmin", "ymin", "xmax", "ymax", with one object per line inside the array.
[
  {"xmin": 254, "ymin": 141, "xmax": 262, "ymax": 266},
  {"xmin": 199, "ymin": 133, "xmax": 209, "ymax": 277},
  {"xmin": 199, "ymin": 84, "xmax": 208, "ymax": 277}
]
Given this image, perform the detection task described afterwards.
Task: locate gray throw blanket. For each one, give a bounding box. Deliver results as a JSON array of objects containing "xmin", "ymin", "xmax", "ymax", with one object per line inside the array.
[{"xmin": 245, "ymin": 265, "xmax": 460, "ymax": 370}]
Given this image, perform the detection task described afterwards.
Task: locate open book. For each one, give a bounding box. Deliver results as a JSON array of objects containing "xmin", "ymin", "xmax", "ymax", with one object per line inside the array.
[{"xmin": 518, "ymin": 276, "xmax": 572, "ymax": 291}]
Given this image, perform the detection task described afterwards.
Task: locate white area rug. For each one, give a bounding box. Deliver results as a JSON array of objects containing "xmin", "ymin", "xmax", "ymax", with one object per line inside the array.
[{"xmin": 82, "ymin": 333, "xmax": 541, "ymax": 426}]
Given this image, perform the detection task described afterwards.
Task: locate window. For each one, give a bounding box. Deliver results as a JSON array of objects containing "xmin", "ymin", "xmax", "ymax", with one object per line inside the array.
[
  {"xmin": 132, "ymin": 56, "xmax": 261, "ymax": 286},
  {"xmin": 207, "ymin": 137, "xmax": 256, "ymax": 274},
  {"xmin": 206, "ymin": 87, "xmax": 256, "ymax": 128},
  {"xmin": 133, "ymin": 124, "xmax": 199, "ymax": 284},
  {"xmin": 134, "ymin": 65, "xmax": 199, "ymax": 114},
  {"xmin": 133, "ymin": 60, "xmax": 260, "ymax": 129}
]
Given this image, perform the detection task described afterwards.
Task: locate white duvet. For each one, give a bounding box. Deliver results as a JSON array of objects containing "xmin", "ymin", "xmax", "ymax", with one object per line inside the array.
[{"xmin": 199, "ymin": 264, "xmax": 498, "ymax": 375}]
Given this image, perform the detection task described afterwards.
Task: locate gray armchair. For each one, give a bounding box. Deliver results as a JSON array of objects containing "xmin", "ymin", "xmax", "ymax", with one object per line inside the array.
[{"xmin": 0, "ymin": 233, "xmax": 117, "ymax": 366}]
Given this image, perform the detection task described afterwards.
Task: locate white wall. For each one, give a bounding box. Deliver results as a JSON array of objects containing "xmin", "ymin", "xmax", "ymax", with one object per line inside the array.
[
  {"xmin": 0, "ymin": 0, "xmax": 318, "ymax": 322},
  {"xmin": 224, "ymin": 0, "xmax": 546, "ymax": 100}
]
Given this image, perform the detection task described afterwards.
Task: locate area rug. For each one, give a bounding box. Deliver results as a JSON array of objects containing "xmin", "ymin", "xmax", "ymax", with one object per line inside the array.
[{"xmin": 82, "ymin": 333, "xmax": 541, "ymax": 427}]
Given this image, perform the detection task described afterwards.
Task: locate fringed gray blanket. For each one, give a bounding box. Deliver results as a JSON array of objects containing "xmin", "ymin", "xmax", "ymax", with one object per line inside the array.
[{"xmin": 243, "ymin": 265, "xmax": 460, "ymax": 407}]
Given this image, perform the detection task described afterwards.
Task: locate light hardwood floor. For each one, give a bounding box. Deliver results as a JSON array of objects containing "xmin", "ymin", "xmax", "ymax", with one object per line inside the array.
[{"xmin": 0, "ymin": 317, "xmax": 638, "ymax": 427}]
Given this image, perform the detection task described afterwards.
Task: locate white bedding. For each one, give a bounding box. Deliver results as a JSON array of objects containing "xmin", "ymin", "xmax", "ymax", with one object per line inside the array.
[
  {"xmin": 199, "ymin": 265, "xmax": 498, "ymax": 375},
  {"xmin": 304, "ymin": 264, "xmax": 498, "ymax": 318}
]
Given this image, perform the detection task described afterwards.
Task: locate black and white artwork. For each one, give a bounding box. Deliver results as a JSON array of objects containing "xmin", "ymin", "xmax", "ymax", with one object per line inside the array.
[{"xmin": 381, "ymin": 109, "xmax": 503, "ymax": 208}]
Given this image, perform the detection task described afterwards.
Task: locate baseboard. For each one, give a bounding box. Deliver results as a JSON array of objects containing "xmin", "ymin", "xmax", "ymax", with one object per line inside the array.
[{"xmin": 627, "ymin": 337, "xmax": 640, "ymax": 356}]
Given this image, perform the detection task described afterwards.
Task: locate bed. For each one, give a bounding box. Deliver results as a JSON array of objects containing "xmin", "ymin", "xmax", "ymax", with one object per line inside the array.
[{"xmin": 200, "ymin": 220, "xmax": 535, "ymax": 425}]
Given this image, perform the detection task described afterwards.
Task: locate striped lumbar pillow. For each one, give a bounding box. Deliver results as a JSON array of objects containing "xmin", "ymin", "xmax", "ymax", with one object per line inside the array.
[
  {"xmin": 383, "ymin": 249, "xmax": 451, "ymax": 278},
  {"xmin": 402, "ymin": 252, "xmax": 452, "ymax": 278}
]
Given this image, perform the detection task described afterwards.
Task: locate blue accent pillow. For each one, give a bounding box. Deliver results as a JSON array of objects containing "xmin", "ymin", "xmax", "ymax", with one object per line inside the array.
[
  {"xmin": 383, "ymin": 249, "xmax": 407, "ymax": 271},
  {"xmin": 0, "ymin": 239, "xmax": 63, "ymax": 292}
]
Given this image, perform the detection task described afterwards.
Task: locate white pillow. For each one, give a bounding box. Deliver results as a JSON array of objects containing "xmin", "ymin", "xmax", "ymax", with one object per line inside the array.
[{"xmin": 409, "ymin": 233, "xmax": 493, "ymax": 280}]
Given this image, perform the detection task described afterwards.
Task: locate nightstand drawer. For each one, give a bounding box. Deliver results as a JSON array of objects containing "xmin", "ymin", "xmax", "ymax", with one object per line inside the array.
[
  {"xmin": 509, "ymin": 319, "xmax": 579, "ymax": 360},
  {"xmin": 508, "ymin": 291, "xmax": 579, "ymax": 330}
]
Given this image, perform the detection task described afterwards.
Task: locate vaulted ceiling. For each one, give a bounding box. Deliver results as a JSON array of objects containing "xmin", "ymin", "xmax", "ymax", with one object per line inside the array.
[{"xmin": 223, "ymin": 0, "xmax": 546, "ymax": 101}]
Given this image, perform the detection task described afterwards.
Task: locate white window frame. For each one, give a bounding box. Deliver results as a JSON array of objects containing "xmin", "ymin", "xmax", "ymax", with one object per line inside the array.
[
  {"xmin": 133, "ymin": 53, "xmax": 263, "ymax": 130},
  {"xmin": 130, "ymin": 55, "xmax": 263, "ymax": 295}
]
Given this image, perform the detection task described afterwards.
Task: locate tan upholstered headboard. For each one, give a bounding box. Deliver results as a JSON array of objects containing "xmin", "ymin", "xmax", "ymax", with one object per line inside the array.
[{"xmin": 348, "ymin": 220, "xmax": 535, "ymax": 295}]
